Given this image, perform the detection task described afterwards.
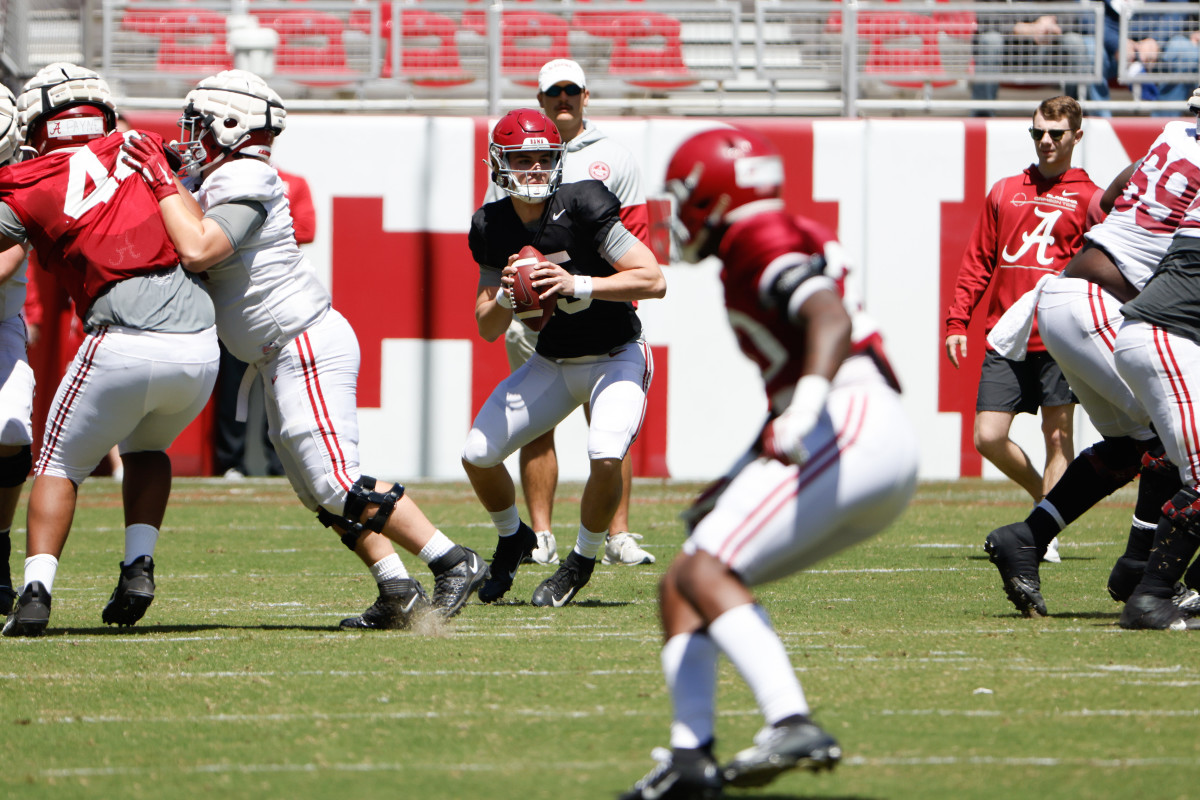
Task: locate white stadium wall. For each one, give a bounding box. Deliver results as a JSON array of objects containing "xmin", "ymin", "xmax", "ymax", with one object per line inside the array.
[{"xmin": 124, "ymin": 112, "xmax": 1171, "ymax": 481}]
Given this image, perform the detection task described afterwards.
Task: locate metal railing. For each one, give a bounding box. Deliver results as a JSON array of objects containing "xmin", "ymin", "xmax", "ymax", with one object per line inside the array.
[{"xmin": 1, "ymin": 0, "xmax": 1196, "ymax": 116}]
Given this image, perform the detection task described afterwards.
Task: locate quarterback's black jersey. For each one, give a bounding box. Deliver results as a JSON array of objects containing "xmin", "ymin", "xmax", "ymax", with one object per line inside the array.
[{"xmin": 469, "ymin": 180, "xmax": 642, "ymax": 358}]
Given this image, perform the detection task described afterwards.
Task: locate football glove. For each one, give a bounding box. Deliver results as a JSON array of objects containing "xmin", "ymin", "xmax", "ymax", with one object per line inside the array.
[
  {"xmin": 759, "ymin": 374, "xmax": 830, "ymax": 466},
  {"xmin": 120, "ymin": 133, "xmax": 179, "ymax": 201}
]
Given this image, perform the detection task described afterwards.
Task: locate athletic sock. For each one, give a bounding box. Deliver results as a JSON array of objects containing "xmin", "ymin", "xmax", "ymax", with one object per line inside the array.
[
  {"xmin": 1029, "ymin": 440, "xmax": 1142, "ymax": 549},
  {"xmin": 1140, "ymin": 517, "xmax": 1200, "ymax": 598},
  {"xmin": 23, "ymin": 553, "xmax": 58, "ymax": 595},
  {"xmin": 662, "ymin": 631, "xmax": 719, "ymax": 750},
  {"xmin": 573, "ymin": 525, "xmax": 607, "ymax": 561},
  {"xmin": 370, "ymin": 553, "xmax": 409, "ymax": 583},
  {"xmin": 488, "ymin": 506, "xmax": 521, "ymax": 537},
  {"xmin": 707, "ymin": 603, "xmax": 809, "ymax": 726},
  {"xmin": 0, "ymin": 527, "xmax": 9, "ymax": 587},
  {"xmin": 124, "ymin": 524, "xmax": 159, "ymax": 565},
  {"xmin": 417, "ymin": 530, "xmax": 455, "ymax": 564}
]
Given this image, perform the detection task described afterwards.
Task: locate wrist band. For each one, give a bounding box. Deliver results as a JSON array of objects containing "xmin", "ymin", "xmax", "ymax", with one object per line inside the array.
[
  {"xmin": 574, "ymin": 275, "xmax": 593, "ymax": 302},
  {"xmin": 495, "ymin": 288, "xmax": 513, "ymax": 309}
]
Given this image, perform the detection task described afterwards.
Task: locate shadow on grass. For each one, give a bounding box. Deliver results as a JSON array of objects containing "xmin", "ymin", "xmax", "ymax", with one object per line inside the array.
[
  {"xmin": 30, "ymin": 622, "xmax": 362, "ymax": 636},
  {"xmin": 725, "ymin": 795, "xmax": 882, "ymax": 800}
]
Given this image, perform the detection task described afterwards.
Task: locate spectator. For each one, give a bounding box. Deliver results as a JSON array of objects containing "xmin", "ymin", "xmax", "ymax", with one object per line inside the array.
[
  {"xmin": 464, "ymin": 108, "xmax": 665, "ymax": 608},
  {"xmin": 971, "ymin": 1, "xmax": 1096, "ymax": 116},
  {"xmin": 485, "ymin": 59, "xmax": 655, "ymax": 569},
  {"xmin": 946, "ymin": 96, "xmax": 1105, "ymax": 563},
  {"xmin": 1088, "ymin": 0, "xmax": 1200, "ymax": 116}
]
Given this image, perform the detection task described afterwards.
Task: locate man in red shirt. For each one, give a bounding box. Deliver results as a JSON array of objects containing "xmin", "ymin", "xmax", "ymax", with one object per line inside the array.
[{"xmin": 946, "ymin": 95, "xmax": 1103, "ymax": 563}]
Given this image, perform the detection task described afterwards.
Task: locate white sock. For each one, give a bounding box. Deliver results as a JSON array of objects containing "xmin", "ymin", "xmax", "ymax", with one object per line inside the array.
[
  {"xmin": 489, "ymin": 505, "xmax": 521, "ymax": 537},
  {"xmin": 124, "ymin": 523, "xmax": 159, "ymax": 565},
  {"xmin": 573, "ymin": 525, "xmax": 607, "ymax": 560},
  {"xmin": 662, "ymin": 632, "xmax": 719, "ymax": 749},
  {"xmin": 23, "ymin": 553, "xmax": 59, "ymax": 595},
  {"xmin": 707, "ymin": 603, "xmax": 809, "ymax": 725},
  {"xmin": 370, "ymin": 553, "xmax": 409, "ymax": 582},
  {"xmin": 417, "ymin": 530, "xmax": 455, "ymax": 564}
]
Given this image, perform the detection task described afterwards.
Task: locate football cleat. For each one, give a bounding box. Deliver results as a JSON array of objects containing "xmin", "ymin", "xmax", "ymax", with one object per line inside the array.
[
  {"xmin": 983, "ymin": 522, "xmax": 1047, "ymax": 617},
  {"xmin": 101, "ymin": 555, "xmax": 156, "ymax": 627},
  {"xmin": 1175, "ymin": 585, "xmax": 1200, "ymax": 614},
  {"xmin": 340, "ymin": 577, "xmax": 430, "ymax": 630},
  {"xmin": 478, "ymin": 522, "xmax": 538, "ymax": 603},
  {"xmin": 619, "ymin": 745, "xmax": 722, "ymax": 800},
  {"xmin": 521, "ymin": 529, "xmax": 559, "ymax": 565},
  {"xmin": 0, "ymin": 585, "xmax": 16, "ymax": 617},
  {"xmin": 2, "ymin": 581, "xmax": 51, "ymax": 637},
  {"xmin": 1042, "ymin": 536, "xmax": 1061, "ymax": 563},
  {"xmin": 1119, "ymin": 590, "xmax": 1200, "ymax": 630},
  {"xmin": 603, "ymin": 532, "xmax": 656, "ymax": 566},
  {"xmin": 531, "ymin": 550, "xmax": 595, "ymax": 608},
  {"xmin": 430, "ymin": 547, "xmax": 488, "ymax": 618},
  {"xmin": 721, "ymin": 719, "xmax": 842, "ymax": 788}
]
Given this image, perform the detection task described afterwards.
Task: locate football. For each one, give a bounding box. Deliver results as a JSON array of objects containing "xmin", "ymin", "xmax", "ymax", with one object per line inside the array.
[{"xmin": 511, "ymin": 245, "xmax": 555, "ymax": 331}]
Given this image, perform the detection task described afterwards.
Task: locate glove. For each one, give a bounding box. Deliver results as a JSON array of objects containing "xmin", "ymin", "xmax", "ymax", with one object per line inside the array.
[
  {"xmin": 759, "ymin": 375, "xmax": 830, "ymax": 466},
  {"xmin": 120, "ymin": 134, "xmax": 179, "ymax": 201},
  {"xmin": 1163, "ymin": 486, "xmax": 1200, "ymax": 525}
]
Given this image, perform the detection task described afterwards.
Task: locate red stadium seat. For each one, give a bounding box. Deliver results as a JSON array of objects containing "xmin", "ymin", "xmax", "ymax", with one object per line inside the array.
[
  {"xmin": 461, "ymin": 8, "xmax": 570, "ymax": 86},
  {"xmin": 573, "ymin": 10, "xmax": 696, "ymax": 88},
  {"xmin": 122, "ymin": 5, "xmax": 232, "ymax": 73},
  {"xmin": 251, "ymin": 8, "xmax": 353, "ymax": 85},
  {"xmin": 349, "ymin": 3, "xmax": 474, "ymax": 86}
]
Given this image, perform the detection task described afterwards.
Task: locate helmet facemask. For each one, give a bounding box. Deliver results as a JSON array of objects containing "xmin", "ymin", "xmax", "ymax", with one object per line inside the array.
[
  {"xmin": 489, "ymin": 143, "xmax": 564, "ymax": 204},
  {"xmin": 170, "ymin": 70, "xmax": 285, "ymax": 182}
]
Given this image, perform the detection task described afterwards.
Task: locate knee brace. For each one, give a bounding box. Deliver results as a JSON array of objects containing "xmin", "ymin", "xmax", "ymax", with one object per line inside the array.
[
  {"xmin": 0, "ymin": 445, "xmax": 31, "ymax": 488},
  {"xmin": 1082, "ymin": 437, "xmax": 1142, "ymax": 487},
  {"xmin": 316, "ymin": 476, "xmax": 405, "ymax": 551}
]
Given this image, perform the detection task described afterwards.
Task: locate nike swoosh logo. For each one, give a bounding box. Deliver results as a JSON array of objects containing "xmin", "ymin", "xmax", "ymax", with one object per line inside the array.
[
  {"xmin": 1061, "ymin": 191, "xmax": 1077, "ymax": 197},
  {"xmin": 552, "ymin": 210, "xmax": 566, "ymax": 220},
  {"xmin": 640, "ymin": 772, "xmax": 679, "ymax": 800}
]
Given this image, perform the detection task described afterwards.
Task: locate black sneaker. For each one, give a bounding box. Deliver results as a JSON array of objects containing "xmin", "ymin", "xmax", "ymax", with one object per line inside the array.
[
  {"xmin": 1120, "ymin": 590, "xmax": 1200, "ymax": 630},
  {"xmin": 619, "ymin": 745, "xmax": 722, "ymax": 800},
  {"xmin": 0, "ymin": 585, "xmax": 15, "ymax": 617},
  {"xmin": 430, "ymin": 546, "xmax": 488, "ymax": 618},
  {"xmin": 478, "ymin": 523, "xmax": 537, "ymax": 603},
  {"xmin": 722, "ymin": 719, "xmax": 841, "ymax": 788},
  {"xmin": 983, "ymin": 522, "xmax": 1047, "ymax": 617},
  {"xmin": 531, "ymin": 550, "xmax": 595, "ymax": 608},
  {"xmin": 2, "ymin": 581, "xmax": 51, "ymax": 637},
  {"xmin": 340, "ymin": 577, "xmax": 430, "ymax": 630},
  {"xmin": 101, "ymin": 555, "xmax": 156, "ymax": 627}
]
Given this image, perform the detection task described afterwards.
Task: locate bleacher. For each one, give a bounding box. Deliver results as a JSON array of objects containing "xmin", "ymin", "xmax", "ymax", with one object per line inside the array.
[{"xmin": 4, "ymin": 0, "xmax": 1200, "ymax": 117}]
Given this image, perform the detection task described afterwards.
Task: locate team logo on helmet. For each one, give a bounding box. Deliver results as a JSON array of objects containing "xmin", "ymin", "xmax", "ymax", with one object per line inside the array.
[
  {"xmin": 16, "ymin": 62, "xmax": 116, "ymax": 157},
  {"xmin": 488, "ymin": 108, "xmax": 565, "ymax": 203}
]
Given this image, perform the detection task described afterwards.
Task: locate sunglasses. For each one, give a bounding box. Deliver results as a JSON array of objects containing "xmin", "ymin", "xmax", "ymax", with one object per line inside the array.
[
  {"xmin": 543, "ymin": 84, "xmax": 583, "ymax": 98},
  {"xmin": 1029, "ymin": 127, "xmax": 1072, "ymax": 142}
]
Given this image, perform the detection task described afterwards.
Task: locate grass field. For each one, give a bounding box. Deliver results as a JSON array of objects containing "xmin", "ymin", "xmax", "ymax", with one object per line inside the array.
[{"xmin": 3, "ymin": 476, "xmax": 1199, "ymax": 800}]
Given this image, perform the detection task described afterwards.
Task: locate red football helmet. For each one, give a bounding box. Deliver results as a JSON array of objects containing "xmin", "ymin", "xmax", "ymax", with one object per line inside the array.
[
  {"xmin": 488, "ymin": 108, "xmax": 564, "ymax": 203},
  {"xmin": 664, "ymin": 127, "xmax": 785, "ymax": 262}
]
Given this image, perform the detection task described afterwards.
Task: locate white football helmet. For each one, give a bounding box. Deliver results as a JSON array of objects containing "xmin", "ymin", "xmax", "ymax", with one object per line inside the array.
[
  {"xmin": 0, "ymin": 86, "xmax": 20, "ymax": 165},
  {"xmin": 16, "ymin": 62, "xmax": 117, "ymax": 157},
  {"xmin": 172, "ymin": 69, "xmax": 286, "ymax": 181}
]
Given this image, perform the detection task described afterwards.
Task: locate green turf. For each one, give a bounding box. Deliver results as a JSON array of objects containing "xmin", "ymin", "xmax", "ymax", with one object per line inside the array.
[{"xmin": 3, "ymin": 477, "xmax": 1198, "ymax": 799}]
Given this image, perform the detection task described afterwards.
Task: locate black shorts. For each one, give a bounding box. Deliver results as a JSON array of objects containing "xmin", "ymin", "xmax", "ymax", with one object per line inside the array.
[{"xmin": 976, "ymin": 350, "xmax": 1076, "ymax": 415}]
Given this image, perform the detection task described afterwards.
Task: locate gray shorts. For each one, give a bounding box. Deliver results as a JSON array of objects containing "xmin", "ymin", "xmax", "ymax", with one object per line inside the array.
[{"xmin": 976, "ymin": 349, "xmax": 1076, "ymax": 415}]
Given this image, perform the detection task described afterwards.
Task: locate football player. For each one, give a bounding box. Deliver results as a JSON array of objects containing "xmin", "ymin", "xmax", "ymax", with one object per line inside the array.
[
  {"xmin": 1112, "ymin": 87, "xmax": 1200, "ymax": 630},
  {"xmin": 0, "ymin": 87, "xmax": 36, "ymax": 618},
  {"xmin": 0, "ymin": 63, "xmax": 221, "ymax": 637},
  {"xmin": 121, "ymin": 69, "xmax": 487, "ymax": 627},
  {"xmin": 485, "ymin": 59, "xmax": 656, "ymax": 569},
  {"xmin": 621, "ymin": 128, "xmax": 919, "ymax": 799},
  {"xmin": 983, "ymin": 93, "xmax": 1200, "ymax": 619},
  {"xmin": 464, "ymin": 108, "xmax": 665, "ymax": 607}
]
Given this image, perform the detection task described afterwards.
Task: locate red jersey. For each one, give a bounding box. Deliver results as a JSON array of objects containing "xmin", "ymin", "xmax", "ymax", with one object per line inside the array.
[
  {"xmin": 277, "ymin": 167, "xmax": 316, "ymax": 245},
  {"xmin": 0, "ymin": 131, "xmax": 179, "ymax": 319},
  {"xmin": 946, "ymin": 165, "xmax": 1103, "ymax": 352},
  {"xmin": 719, "ymin": 210, "xmax": 896, "ymax": 407}
]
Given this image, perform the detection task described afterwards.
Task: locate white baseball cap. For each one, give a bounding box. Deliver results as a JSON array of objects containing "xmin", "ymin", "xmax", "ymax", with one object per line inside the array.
[{"xmin": 538, "ymin": 59, "xmax": 587, "ymax": 93}]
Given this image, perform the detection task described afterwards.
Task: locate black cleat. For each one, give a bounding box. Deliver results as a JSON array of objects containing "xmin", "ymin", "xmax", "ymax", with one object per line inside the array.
[
  {"xmin": 0, "ymin": 585, "xmax": 15, "ymax": 617},
  {"xmin": 101, "ymin": 556, "xmax": 156, "ymax": 627},
  {"xmin": 430, "ymin": 547, "xmax": 488, "ymax": 618},
  {"xmin": 721, "ymin": 719, "xmax": 841, "ymax": 788},
  {"xmin": 531, "ymin": 550, "xmax": 595, "ymax": 608},
  {"xmin": 1120, "ymin": 590, "xmax": 1200, "ymax": 630},
  {"xmin": 620, "ymin": 745, "xmax": 722, "ymax": 800},
  {"xmin": 340, "ymin": 577, "xmax": 430, "ymax": 630},
  {"xmin": 984, "ymin": 522, "xmax": 1047, "ymax": 617},
  {"xmin": 2, "ymin": 581, "xmax": 51, "ymax": 637},
  {"xmin": 478, "ymin": 523, "xmax": 537, "ymax": 603},
  {"xmin": 1106, "ymin": 555, "xmax": 1147, "ymax": 603}
]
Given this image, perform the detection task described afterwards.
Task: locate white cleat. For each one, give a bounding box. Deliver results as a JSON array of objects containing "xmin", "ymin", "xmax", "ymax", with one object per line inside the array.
[
  {"xmin": 603, "ymin": 532, "xmax": 655, "ymax": 565},
  {"xmin": 1042, "ymin": 536, "xmax": 1062, "ymax": 563}
]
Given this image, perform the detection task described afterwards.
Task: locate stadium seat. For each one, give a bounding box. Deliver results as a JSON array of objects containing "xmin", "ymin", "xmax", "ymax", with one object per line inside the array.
[
  {"xmin": 251, "ymin": 8, "xmax": 353, "ymax": 86},
  {"xmin": 573, "ymin": 10, "xmax": 696, "ymax": 89},
  {"xmin": 461, "ymin": 8, "xmax": 570, "ymax": 86},
  {"xmin": 349, "ymin": 4, "xmax": 473, "ymax": 86},
  {"xmin": 121, "ymin": 5, "xmax": 232, "ymax": 73}
]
